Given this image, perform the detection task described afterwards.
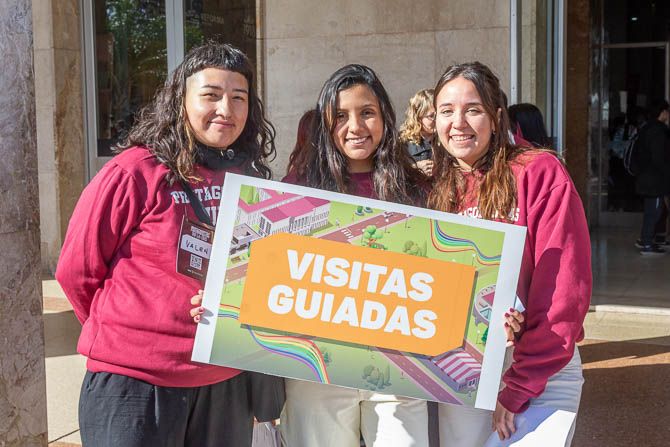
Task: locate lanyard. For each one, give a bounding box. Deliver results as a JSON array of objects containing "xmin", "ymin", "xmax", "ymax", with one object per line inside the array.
[{"xmin": 180, "ymin": 180, "xmax": 214, "ymax": 228}]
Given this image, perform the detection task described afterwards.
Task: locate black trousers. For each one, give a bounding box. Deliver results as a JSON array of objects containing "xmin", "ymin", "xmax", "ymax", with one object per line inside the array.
[
  {"xmin": 79, "ymin": 371, "xmax": 253, "ymax": 447},
  {"xmin": 640, "ymin": 196, "xmax": 664, "ymax": 245}
]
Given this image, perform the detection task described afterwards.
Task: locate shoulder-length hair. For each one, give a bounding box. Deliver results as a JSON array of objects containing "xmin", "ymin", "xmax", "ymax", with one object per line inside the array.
[
  {"xmin": 303, "ymin": 64, "xmax": 426, "ymax": 204},
  {"xmin": 117, "ymin": 42, "xmax": 275, "ymax": 182},
  {"xmin": 428, "ymin": 62, "xmax": 529, "ymax": 221},
  {"xmin": 399, "ymin": 89, "xmax": 434, "ymax": 145},
  {"xmin": 286, "ymin": 109, "xmax": 318, "ymax": 179}
]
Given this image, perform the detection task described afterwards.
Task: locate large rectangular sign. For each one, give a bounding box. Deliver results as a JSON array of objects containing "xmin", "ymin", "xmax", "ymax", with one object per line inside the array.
[{"xmin": 192, "ymin": 174, "xmax": 526, "ymax": 410}]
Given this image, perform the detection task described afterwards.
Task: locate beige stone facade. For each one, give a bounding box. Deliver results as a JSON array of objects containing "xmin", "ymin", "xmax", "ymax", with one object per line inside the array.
[{"xmin": 34, "ymin": 0, "xmax": 590, "ymax": 271}]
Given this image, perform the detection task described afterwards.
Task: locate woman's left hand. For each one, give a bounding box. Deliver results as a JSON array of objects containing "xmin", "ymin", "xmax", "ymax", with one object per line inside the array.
[
  {"xmin": 189, "ymin": 289, "xmax": 204, "ymax": 323},
  {"xmin": 492, "ymin": 400, "xmax": 516, "ymax": 440}
]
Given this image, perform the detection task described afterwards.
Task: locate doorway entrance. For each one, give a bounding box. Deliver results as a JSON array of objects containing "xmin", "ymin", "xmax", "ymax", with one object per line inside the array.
[{"xmin": 589, "ymin": 0, "xmax": 670, "ymax": 227}]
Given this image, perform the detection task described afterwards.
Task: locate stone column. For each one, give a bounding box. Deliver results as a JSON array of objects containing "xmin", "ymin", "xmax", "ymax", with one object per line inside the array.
[
  {"xmin": 0, "ymin": 1, "xmax": 49, "ymax": 446},
  {"xmin": 565, "ymin": 0, "xmax": 591, "ymax": 210}
]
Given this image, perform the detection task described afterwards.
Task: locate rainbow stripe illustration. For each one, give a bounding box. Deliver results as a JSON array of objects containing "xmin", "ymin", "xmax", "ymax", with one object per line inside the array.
[
  {"xmin": 430, "ymin": 221, "xmax": 501, "ymax": 266},
  {"xmin": 219, "ymin": 304, "xmax": 330, "ymax": 383}
]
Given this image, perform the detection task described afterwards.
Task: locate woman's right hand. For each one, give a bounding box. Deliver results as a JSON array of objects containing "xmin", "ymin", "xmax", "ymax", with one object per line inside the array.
[
  {"xmin": 504, "ymin": 308, "xmax": 525, "ymax": 347},
  {"xmin": 190, "ymin": 289, "xmax": 204, "ymax": 323}
]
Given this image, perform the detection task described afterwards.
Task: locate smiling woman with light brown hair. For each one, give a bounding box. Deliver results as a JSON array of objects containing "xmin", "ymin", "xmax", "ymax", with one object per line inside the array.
[{"xmin": 429, "ymin": 61, "xmax": 591, "ymax": 447}]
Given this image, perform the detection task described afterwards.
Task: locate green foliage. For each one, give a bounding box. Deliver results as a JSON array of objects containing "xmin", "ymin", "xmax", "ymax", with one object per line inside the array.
[
  {"xmin": 239, "ymin": 186, "xmax": 255, "ymax": 204},
  {"xmin": 362, "ymin": 225, "xmax": 385, "ymax": 249},
  {"xmin": 403, "ymin": 239, "xmax": 427, "ymax": 257},
  {"xmin": 240, "ymin": 186, "xmax": 260, "ymax": 205},
  {"xmin": 362, "ymin": 364, "xmax": 392, "ymax": 390}
]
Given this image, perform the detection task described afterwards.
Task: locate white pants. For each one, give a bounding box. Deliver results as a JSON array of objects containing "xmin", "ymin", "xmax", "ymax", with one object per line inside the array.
[
  {"xmin": 439, "ymin": 347, "xmax": 584, "ymax": 447},
  {"xmin": 280, "ymin": 379, "xmax": 428, "ymax": 447}
]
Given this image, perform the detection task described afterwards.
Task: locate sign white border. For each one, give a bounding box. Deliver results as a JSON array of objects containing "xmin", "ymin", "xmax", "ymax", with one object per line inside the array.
[{"xmin": 193, "ymin": 174, "xmax": 526, "ymax": 410}]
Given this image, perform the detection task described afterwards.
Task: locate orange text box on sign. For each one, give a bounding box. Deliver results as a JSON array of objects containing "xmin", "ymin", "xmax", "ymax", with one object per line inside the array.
[{"xmin": 239, "ymin": 233, "xmax": 475, "ymax": 356}]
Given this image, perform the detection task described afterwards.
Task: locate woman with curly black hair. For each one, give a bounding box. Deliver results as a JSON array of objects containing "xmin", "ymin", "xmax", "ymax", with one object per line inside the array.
[{"xmin": 56, "ymin": 42, "xmax": 275, "ymax": 447}]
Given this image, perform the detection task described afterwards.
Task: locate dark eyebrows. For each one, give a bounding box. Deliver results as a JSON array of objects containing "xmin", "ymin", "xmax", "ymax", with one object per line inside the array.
[
  {"xmin": 335, "ymin": 103, "xmax": 378, "ymax": 112},
  {"xmin": 437, "ymin": 101, "xmax": 483, "ymax": 108},
  {"xmin": 200, "ymin": 84, "xmax": 249, "ymax": 94}
]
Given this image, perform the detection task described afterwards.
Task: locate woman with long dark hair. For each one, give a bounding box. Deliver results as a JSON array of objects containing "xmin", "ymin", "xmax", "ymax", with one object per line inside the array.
[
  {"xmin": 280, "ymin": 63, "xmax": 429, "ymax": 447},
  {"xmin": 56, "ymin": 43, "xmax": 275, "ymax": 447},
  {"xmin": 429, "ymin": 62, "xmax": 590, "ymax": 446},
  {"xmin": 285, "ymin": 64, "xmax": 427, "ymax": 204}
]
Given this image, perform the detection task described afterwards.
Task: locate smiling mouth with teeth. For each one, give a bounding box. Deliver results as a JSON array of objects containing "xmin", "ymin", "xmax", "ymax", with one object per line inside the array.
[
  {"xmin": 451, "ymin": 135, "xmax": 474, "ymax": 141},
  {"xmin": 347, "ymin": 136, "xmax": 369, "ymax": 144}
]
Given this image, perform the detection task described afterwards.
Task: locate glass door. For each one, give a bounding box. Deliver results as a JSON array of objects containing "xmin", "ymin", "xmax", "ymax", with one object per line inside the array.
[
  {"xmin": 588, "ymin": 0, "xmax": 670, "ymax": 227},
  {"xmin": 590, "ymin": 43, "xmax": 669, "ymax": 226}
]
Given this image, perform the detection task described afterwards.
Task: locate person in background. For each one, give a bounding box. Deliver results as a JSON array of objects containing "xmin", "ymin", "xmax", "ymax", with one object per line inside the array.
[
  {"xmin": 508, "ymin": 102, "xmax": 553, "ymax": 149},
  {"xmin": 634, "ymin": 99, "xmax": 670, "ymax": 255},
  {"xmin": 400, "ymin": 88, "xmax": 436, "ymax": 176},
  {"xmin": 56, "ymin": 43, "xmax": 276, "ymax": 447},
  {"xmin": 285, "ymin": 109, "xmax": 318, "ymax": 180},
  {"xmin": 429, "ymin": 62, "xmax": 591, "ymax": 446}
]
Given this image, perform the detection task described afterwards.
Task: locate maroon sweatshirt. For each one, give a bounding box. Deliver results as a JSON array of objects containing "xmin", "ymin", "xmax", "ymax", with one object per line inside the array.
[
  {"xmin": 458, "ymin": 151, "xmax": 591, "ymax": 413},
  {"xmin": 56, "ymin": 147, "xmax": 241, "ymax": 387},
  {"xmin": 282, "ymin": 170, "xmax": 376, "ymax": 198}
]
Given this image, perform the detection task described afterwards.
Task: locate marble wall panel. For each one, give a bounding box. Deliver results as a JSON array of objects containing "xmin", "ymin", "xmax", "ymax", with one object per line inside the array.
[
  {"xmin": 32, "ymin": 0, "xmax": 53, "ymax": 50},
  {"xmin": 344, "ymin": 0, "xmax": 436, "ymax": 35},
  {"xmin": 51, "ymin": 0, "xmax": 80, "ymax": 51},
  {"xmin": 53, "ymin": 47, "xmax": 85, "ymax": 246},
  {"xmin": 435, "ymin": 27, "xmax": 511, "ymax": 91},
  {"xmin": 565, "ymin": 0, "xmax": 591, "ymax": 206},
  {"xmin": 262, "ymin": 0, "xmax": 346, "ymax": 39},
  {"xmin": 35, "ymin": 104, "xmax": 56, "ymax": 174},
  {"xmin": 0, "ymin": 0, "xmax": 48, "ymax": 445},
  {"xmin": 436, "ymin": 0, "xmax": 509, "ymax": 30},
  {"xmin": 268, "ymin": 112, "xmax": 308, "ymax": 177},
  {"xmin": 343, "ymin": 32, "xmax": 436, "ymax": 114},
  {"xmin": 264, "ymin": 36, "xmax": 346, "ymax": 119}
]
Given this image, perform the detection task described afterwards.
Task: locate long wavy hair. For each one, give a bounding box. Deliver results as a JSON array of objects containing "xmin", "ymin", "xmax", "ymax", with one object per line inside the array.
[
  {"xmin": 303, "ymin": 64, "xmax": 426, "ymax": 204},
  {"xmin": 399, "ymin": 89, "xmax": 434, "ymax": 145},
  {"xmin": 428, "ymin": 62, "xmax": 528, "ymax": 221},
  {"xmin": 117, "ymin": 42, "xmax": 276, "ymax": 182},
  {"xmin": 286, "ymin": 109, "xmax": 318, "ymax": 179}
]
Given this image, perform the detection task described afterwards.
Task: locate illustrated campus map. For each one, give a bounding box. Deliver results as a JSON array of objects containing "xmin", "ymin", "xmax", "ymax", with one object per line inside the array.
[{"xmin": 192, "ymin": 175, "xmax": 525, "ymax": 410}]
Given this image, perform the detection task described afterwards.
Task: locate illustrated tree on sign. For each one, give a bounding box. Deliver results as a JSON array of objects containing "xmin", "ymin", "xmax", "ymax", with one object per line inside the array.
[
  {"xmin": 403, "ymin": 240, "xmax": 427, "ymax": 257},
  {"xmin": 362, "ymin": 225, "xmax": 386, "ymax": 249}
]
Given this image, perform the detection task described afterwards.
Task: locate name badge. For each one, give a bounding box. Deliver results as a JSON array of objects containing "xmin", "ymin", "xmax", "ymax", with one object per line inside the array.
[{"xmin": 176, "ymin": 215, "xmax": 214, "ymax": 284}]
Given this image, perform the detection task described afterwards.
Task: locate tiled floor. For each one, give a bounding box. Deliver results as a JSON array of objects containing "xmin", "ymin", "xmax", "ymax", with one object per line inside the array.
[
  {"xmin": 590, "ymin": 227, "xmax": 670, "ymax": 309},
  {"xmin": 42, "ymin": 227, "xmax": 670, "ymax": 445}
]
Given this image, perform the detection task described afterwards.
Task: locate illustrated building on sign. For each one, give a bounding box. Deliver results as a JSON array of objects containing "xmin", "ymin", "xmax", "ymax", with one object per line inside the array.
[
  {"xmin": 236, "ymin": 188, "xmax": 302, "ymax": 227},
  {"xmin": 433, "ymin": 349, "xmax": 481, "ymax": 392},
  {"xmin": 474, "ymin": 285, "xmax": 496, "ymax": 325},
  {"xmin": 258, "ymin": 196, "xmax": 330, "ymax": 236},
  {"xmin": 229, "ymin": 224, "xmax": 261, "ymax": 255}
]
